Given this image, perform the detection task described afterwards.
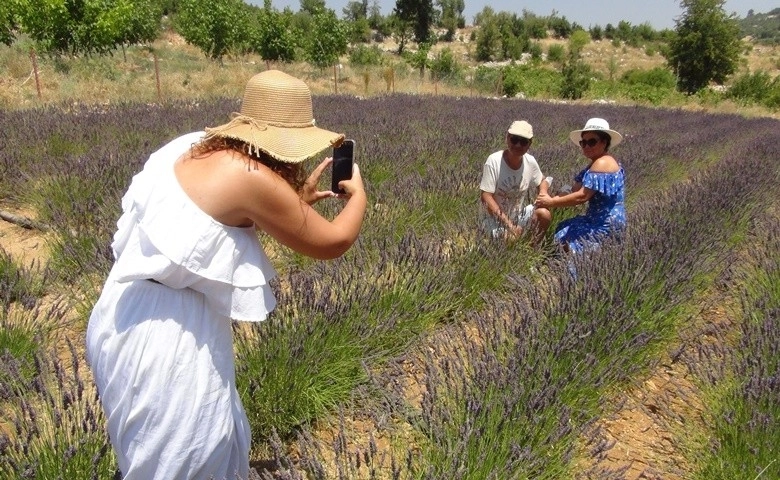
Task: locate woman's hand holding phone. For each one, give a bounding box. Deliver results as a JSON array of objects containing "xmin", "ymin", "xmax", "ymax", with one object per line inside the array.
[
  {"xmin": 301, "ymin": 157, "xmax": 336, "ymax": 205},
  {"xmin": 336, "ymin": 163, "xmax": 364, "ymax": 198}
]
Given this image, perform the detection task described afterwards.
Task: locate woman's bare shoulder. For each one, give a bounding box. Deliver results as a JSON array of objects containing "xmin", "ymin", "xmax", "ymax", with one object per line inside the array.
[{"xmin": 589, "ymin": 154, "xmax": 620, "ymax": 173}]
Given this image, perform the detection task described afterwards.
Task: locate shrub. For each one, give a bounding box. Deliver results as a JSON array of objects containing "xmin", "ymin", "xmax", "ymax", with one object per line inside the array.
[
  {"xmin": 547, "ymin": 44, "xmax": 565, "ymax": 63},
  {"xmin": 620, "ymin": 67, "xmax": 676, "ymax": 89},
  {"xmin": 727, "ymin": 70, "xmax": 780, "ymax": 109},
  {"xmin": 348, "ymin": 44, "xmax": 384, "ymax": 67},
  {"xmin": 500, "ymin": 64, "xmax": 562, "ymax": 98},
  {"xmin": 560, "ymin": 59, "xmax": 591, "ymax": 99},
  {"xmin": 430, "ymin": 47, "xmax": 461, "ymax": 83},
  {"xmin": 528, "ymin": 41, "xmax": 542, "ymax": 61}
]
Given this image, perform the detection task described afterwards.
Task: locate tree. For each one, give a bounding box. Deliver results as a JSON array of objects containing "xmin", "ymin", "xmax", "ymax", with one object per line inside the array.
[
  {"xmin": 17, "ymin": 0, "xmax": 159, "ymax": 56},
  {"xmin": 436, "ymin": 0, "xmax": 464, "ymax": 39},
  {"xmin": 0, "ymin": 0, "xmax": 20, "ymax": 46},
  {"xmin": 666, "ymin": 0, "xmax": 742, "ymax": 94},
  {"xmin": 473, "ymin": 9, "xmax": 499, "ymax": 61},
  {"xmin": 393, "ymin": 0, "xmax": 434, "ymax": 44},
  {"xmin": 176, "ymin": 0, "xmax": 248, "ymax": 61},
  {"xmin": 299, "ymin": 0, "xmax": 325, "ymax": 15},
  {"xmin": 301, "ymin": 7, "xmax": 347, "ymax": 69},
  {"xmin": 248, "ymin": 0, "xmax": 298, "ymax": 66}
]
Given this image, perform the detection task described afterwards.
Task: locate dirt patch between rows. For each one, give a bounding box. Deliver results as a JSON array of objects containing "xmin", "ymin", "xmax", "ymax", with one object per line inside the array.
[
  {"xmin": 0, "ymin": 207, "xmax": 50, "ymax": 267},
  {"xmin": 577, "ymin": 300, "xmax": 734, "ymax": 479}
]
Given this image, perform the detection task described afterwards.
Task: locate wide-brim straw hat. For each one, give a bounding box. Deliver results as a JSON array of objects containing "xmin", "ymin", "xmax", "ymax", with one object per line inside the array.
[
  {"xmin": 204, "ymin": 70, "xmax": 344, "ymax": 163},
  {"xmin": 569, "ymin": 117, "xmax": 623, "ymax": 147}
]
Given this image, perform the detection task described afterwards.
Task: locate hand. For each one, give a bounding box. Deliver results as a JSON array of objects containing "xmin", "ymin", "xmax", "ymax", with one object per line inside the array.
[
  {"xmin": 334, "ymin": 163, "xmax": 365, "ymax": 199},
  {"xmin": 301, "ymin": 157, "xmax": 335, "ymax": 205},
  {"xmin": 507, "ymin": 224, "xmax": 523, "ymax": 239},
  {"xmin": 535, "ymin": 193, "xmax": 552, "ymax": 208}
]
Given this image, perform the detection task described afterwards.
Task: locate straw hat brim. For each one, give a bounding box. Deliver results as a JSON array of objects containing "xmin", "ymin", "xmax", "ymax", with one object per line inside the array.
[
  {"xmin": 569, "ymin": 128, "xmax": 623, "ymax": 147},
  {"xmin": 205, "ymin": 121, "xmax": 344, "ymax": 163}
]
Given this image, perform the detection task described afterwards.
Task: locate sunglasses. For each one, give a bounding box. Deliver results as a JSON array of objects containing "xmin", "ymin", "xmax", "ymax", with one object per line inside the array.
[
  {"xmin": 579, "ymin": 138, "xmax": 601, "ymax": 147},
  {"xmin": 509, "ymin": 135, "xmax": 531, "ymax": 146}
]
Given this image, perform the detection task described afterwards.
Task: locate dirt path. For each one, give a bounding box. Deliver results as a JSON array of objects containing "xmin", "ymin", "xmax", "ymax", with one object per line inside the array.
[
  {"xmin": 0, "ymin": 206, "xmax": 50, "ymax": 267},
  {"xmin": 576, "ymin": 290, "xmax": 736, "ymax": 479}
]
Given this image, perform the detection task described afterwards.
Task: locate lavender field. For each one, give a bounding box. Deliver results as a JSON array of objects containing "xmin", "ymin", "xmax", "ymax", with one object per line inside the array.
[{"xmin": 1, "ymin": 95, "xmax": 779, "ymax": 479}]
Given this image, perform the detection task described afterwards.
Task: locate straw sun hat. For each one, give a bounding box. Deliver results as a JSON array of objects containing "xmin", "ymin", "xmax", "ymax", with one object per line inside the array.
[
  {"xmin": 204, "ymin": 70, "xmax": 344, "ymax": 163},
  {"xmin": 569, "ymin": 117, "xmax": 623, "ymax": 147}
]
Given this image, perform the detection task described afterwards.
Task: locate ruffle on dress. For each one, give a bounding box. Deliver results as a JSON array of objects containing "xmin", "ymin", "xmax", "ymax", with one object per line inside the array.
[
  {"xmin": 580, "ymin": 169, "xmax": 624, "ymax": 196},
  {"xmin": 109, "ymin": 132, "xmax": 277, "ymax": 322}
]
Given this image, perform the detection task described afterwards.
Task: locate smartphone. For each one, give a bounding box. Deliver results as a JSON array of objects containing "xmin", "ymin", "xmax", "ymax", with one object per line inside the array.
[{"xmin": 331, "ymin": 139, "xmax": 355, "ymax": 194}]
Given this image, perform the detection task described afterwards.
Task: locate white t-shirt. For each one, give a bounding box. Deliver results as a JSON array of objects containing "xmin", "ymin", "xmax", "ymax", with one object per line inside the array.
[{"xmin": 479, "ymin": 150, "xmax": 544, "ymax": 225}]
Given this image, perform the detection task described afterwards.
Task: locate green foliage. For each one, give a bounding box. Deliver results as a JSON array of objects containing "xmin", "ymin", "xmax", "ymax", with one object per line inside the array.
[
  {"xmin": 589, "ymin": 25, "xmax": 603, "ymax": 41},
  {"xmin": 0, "ymin": 346, "xmax": 117, "ymax": 479},
  {"xmin": 501, "ymin": 64, "xmax": 561, "ymax": 97},
  {"xmin": 429, "ymin": 47, "xmax": 460, "ymax": 81},
  {"xmin": 302, "ymin": 7, "xmax": 348, "ymax": 69},
  {"xmin": 348, "ymin": 43, "xmax": 384, "ymax": 66},
  {"xmin": 437, "ymin": 0, "xmax": 465, "ymax": 39},
  {"xmin": 547, "ymin": 43, "xmax": 565, "ymax": 63},
  {"xmin": 474, "ymin": 18, "xmax": 500, "ymax": 61},
  {"xmin": 405, "ymin": 42, "xmax": 430, "ymax": 76},
  {"xmin": 560, "ymin": 58, "xmax": 592, "ymax": 99},
  {"xmin": 726, "ymin": 70, "xmax": 780, "ymax": 108},
  {"xmin": 527, "ymin": 41, "xmax": 542, "ymax": 61},
  {"xmin": 393, "ymin": 0, "xmax": 435, "ymax": 44},
  {"xmin": 0, "ymin": 0, "xmax": 20, "ymax": 46},
  {"xmin": 621, "ymin": 67, "xmax": 676, "ymax": 89},
  {"xmin": 0, "ymin": 248, "xmax": 46, "ymax": 307},
  {"xmin": 16, "ymin": 0, "xmax": 160, "ymax": 56},
  {"xmin": 248, "ymin": 0, "xmax": 298, "ymax": 64},
  {"xmin": 736, "ymin": 7, "xmax": 780, "ymax": 44},
  {"xmin": 176, "ymin": 0, "xmax": 248, "ymax": 61},
  {"xmin": 667, "ymin": 0, "xmax": 742, "ymax": 94},
  {"xmin": 347, "ymin": 16, "xmax": 372, "ymax": 43},
  {"xmin": 547, "ymin": 14, "xmax": 573, "ymax": 38},
  {"xmin": 568, "ymin": 29, "xmax": 590, "ymax": 57}
]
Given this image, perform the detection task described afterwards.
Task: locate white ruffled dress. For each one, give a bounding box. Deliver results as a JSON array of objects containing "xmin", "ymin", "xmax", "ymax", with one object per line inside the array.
[{"xmin": 86, "ymin": 132, "xmax": 277, "ymax": 480}]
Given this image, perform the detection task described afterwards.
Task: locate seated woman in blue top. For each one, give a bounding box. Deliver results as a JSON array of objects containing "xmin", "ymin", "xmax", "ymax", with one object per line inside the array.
[{"xmin": 535, "ymin": 118, "xmax": 626, "ymax": 253}]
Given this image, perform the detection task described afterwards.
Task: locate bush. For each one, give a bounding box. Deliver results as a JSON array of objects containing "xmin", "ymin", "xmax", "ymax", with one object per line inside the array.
[
  {"xmin": 727, "ymin": 70, "xmax": 780, "ymax": 108},
  {"xmin": 501, "ymin": 64, "xmax": 562, "ymax": 98},
  {"xmin": 547, "ymin": 44, "xmax": 565, "ymax": 63},
  {"xmin": 528, "ymin": 42, "xmax": 543, "ymax": 61},
  {"xmin": 348, "ymin": 44, "xmax": 384, "ymax": 67},
  {"xmin": 620, "ymin": 67, "xmax": 676, "ymax": 89},
  {"xmin": 430, "ymin": 47, "xmax": 462, "ymax": 82},
  {"xmin": 560, "ymin": 59, "xmax": 591, "ymax": 99}
]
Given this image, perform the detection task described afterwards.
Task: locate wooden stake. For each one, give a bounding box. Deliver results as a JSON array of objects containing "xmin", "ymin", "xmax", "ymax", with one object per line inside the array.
[
  {"xmin": 153, "ymin": 52, "xmax": 162, "ymax": 102},
  {"xmin": 29, "ymin": 49, "xmax": 42, "ymax": 100}
]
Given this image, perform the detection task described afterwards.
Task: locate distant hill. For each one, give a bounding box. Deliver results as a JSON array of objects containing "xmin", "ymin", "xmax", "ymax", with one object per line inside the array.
[{"xmin": 738, "ymin": 8, "xmax": 780, "ymax": 44}]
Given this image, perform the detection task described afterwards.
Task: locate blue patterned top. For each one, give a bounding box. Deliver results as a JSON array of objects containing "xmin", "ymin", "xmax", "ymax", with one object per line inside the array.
[{"xmin": 554, "ymin": 166, "xmax": 626, "ymax": 252}]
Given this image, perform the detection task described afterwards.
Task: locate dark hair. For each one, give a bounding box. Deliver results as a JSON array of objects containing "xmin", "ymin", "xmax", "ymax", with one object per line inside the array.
[
  {"xmin": 192, "ymin": 136, "xmax": 307, "ymax": 191},
  {"xmin": 594, "ymin": 131, "xmax": 612, "ymax": 151},
  {"xmin": 582, "ymin": 131, "xmax": 612, "ymax": 151}
]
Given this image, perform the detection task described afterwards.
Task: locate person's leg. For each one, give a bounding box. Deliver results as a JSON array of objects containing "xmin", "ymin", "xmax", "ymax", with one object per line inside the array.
[{"xmin": 530, "ymin": 207, "xmax": 551, "ymax": 246}]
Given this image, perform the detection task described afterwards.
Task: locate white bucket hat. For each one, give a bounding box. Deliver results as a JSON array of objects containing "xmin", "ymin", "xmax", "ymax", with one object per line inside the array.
[
  {"xmin": 569, "ymin": 118, "xmax": 622, "ymax": 147},
  {"xmin": 203, "ymin": 70, "xmax": 344, "ymax": 163}
]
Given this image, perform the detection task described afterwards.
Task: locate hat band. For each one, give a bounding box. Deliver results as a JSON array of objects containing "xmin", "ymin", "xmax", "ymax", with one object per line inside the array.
[{"xmin": 205, "ymin": 114, "xmax": 317, "ymax": 139}]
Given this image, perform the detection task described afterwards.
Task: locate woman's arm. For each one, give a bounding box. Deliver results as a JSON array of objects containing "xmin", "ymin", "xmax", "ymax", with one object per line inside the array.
[
  {"xmin": 241, "ymin": 161, "xmax": 367, "ymax": 260},
  {"xmin": 536, "ymin": 187, "xmax": 594, "ymax": 208}
]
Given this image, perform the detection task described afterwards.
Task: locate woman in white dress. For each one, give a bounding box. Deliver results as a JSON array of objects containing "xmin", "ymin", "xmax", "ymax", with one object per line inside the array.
[{"xmin": 86, "ymin": 70, "xmax": 367, "ymax": 479}]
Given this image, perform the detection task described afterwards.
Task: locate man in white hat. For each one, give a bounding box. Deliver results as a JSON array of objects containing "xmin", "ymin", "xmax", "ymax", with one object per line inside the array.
[{"xmin": 479, "ymin": 120, "xmax": 552, "ymax": 244}]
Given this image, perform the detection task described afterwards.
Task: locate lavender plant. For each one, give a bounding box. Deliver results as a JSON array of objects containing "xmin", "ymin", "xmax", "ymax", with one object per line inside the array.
[
  {"xmin": 691, "ymin": 210, "xmax": 780, "ymax": 479},
  {"xmin": 1, "ymin": 94, "xmax": 778, "ymax": 478}
]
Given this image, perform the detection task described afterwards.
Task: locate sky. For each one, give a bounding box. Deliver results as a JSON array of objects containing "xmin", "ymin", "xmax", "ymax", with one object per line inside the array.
[{"xmin": 250, "ymin": 1, "xmax": 778, "ymax": 30}]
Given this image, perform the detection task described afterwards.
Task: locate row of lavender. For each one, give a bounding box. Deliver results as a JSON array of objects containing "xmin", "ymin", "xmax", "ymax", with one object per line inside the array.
[
  {"xmin": 1, "ymin": 95, "xmax": 778, "ymax": 478},
  {"xmin": 685, "ymin": 207, "xmax": 780, "ymax": 479}
]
